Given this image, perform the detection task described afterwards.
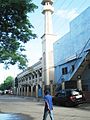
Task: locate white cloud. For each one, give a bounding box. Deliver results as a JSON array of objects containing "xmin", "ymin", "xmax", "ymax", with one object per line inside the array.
[{"xmin": 56, "ymin": 9, "xmax": 79, "ymax": 21}]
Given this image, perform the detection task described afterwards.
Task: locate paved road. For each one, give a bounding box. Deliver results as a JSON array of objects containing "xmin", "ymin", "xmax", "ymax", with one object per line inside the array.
[{"xmin": 0, "ymin": 95, "xmax": 90, "ymax": 120}]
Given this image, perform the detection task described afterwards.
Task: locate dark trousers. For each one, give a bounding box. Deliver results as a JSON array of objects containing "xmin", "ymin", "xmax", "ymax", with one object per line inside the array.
[{"xmin": 43, "ymin": 109, "xmax": 54, "ymax": 120}]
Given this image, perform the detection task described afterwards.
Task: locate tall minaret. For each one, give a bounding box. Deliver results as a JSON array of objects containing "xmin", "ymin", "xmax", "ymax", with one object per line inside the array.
[{"xmin": 41, "ymin": 0, "xmax": 57, "ymax": 86}]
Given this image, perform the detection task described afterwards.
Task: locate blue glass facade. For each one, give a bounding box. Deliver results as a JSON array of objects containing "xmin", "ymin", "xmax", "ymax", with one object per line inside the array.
[{"xmin": 53, "ymin": 7, "xmax": 90, "ymax": 90}]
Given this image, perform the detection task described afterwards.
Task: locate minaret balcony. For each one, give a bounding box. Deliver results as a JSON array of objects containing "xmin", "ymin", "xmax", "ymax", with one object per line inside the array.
[
  {"xmin": 41, "ymin": 0, "xmax": 53, "ymax": 5},
  {"xmin": 42, "ymin": 5, "xmax": 54, "ymax": 14}
]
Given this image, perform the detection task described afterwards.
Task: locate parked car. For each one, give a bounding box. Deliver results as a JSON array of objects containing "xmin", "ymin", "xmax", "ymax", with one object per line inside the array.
[
  {"xmin": 0, "ymin": 90, "xmax": 4, "ymax": 95},
  {"xmin": 53, "ymin": 89, "xmax": 86, "ymax": 107}
]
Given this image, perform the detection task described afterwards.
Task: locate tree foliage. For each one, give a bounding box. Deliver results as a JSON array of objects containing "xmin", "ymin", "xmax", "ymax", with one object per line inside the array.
[
  {"xmin": 0, "ymin": 83, "xmax": 5, "ymax": 91},
  {"xmin": 0, "ymin": 76, "xmax": 14, "ymax": 90},
  {"xmin": 0, "ymin": 0, "xmax": 38, "ymax": 69}
]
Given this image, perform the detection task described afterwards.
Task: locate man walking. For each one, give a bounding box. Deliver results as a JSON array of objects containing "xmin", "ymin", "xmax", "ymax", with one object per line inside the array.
[{"xmin": 43, "ymin": 90, "xmax": 54, "ymax": 120}]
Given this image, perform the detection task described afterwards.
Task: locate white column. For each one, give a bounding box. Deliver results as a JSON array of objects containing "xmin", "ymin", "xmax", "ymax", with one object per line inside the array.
[
  {"xmin": 42, "ymin": 81, "xmax": 45, "ymax": 97},
  {"xmin": 77, "ymin": 79, "xmax": 82, "ymax": 90},
  {"xmin": 50, "ymin": 80, "xmax": 53, "ymax": 96},
  {"xmin": 31, "ymin": 85, "xmax": 33, "ymax": 97},
  {"xmin": 27, "ymin": 86, "xmax": 29, "ymax": 96},
  {"xmin": 18, "ymin": 87, "xmax": 20, "ymax": 95},
  {"xmin": 16, "ymin": 88, "xmax": 19, "ymax": 95},
  {"xmin": 77, "ymin": 75, "xmax": 82, "ymax": 90},
  {"xmin": 62, "ymin": 81, "xmax": 65, "ymax": 90},
  {"xmin": 44, "ymin": 10, "xmax": 53, "ymax": 34},
  {"xmin": 36, "ymin": 84, "xmax": 38, "ymax": 98}
]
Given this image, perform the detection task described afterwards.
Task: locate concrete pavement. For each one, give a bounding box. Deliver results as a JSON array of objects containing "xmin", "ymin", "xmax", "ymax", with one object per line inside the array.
[{"xmin": 0, "ymin": 95, "xmax": 90, "ymax": 120}]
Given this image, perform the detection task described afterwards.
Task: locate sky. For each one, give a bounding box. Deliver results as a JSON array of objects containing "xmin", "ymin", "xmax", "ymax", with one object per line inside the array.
[{"xmin": 0, "ymin": 0, "xmax": 90, "ymax": 84}]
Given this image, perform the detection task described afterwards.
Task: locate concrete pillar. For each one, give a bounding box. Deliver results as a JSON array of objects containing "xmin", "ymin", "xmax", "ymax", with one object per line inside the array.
[
  {"xmin": 36, "ymin": 84, "xmax": 38, "ymax": 98},
  {"xmin": 39, "ymin": 80, "xmax": 42, "ymax": 87},
  {"xmin": 19, "ymin": 87, "xmax": 21, "ymax": 96},
  {"xmin": 27, "ymin": 86, "xmax": 29, "ymax": 96},
  {"xmin": 16, "ymin": 88, "xmax": 19, "ymax": 95},
  {"xmin": 19, "ymin": 87, "xmax": 21, "ymax": 95},
  {"xmin": 24, "ymin": 86, "xmax": 26, "ymax": 96},
  {"xmin": 62, "ymin": 81, "xmax": 65, "ymax": 90},
  {"xmin": 42, "ymin": 81, "xmax": 45, "ymax": 97},
  {"xmin": 31, "ymin": 85, "xmax": 33, "ymax": 97},
  {"xmin": 14, "ymin": 87, "xmax": 17, "ymax": 95},
  {"xmin": 18, "ymin": 87, "xmax": 20, "ymax": 95},
  {"xmin": 50, "ymin": 80, "xmax": 53, "ymax": 96},
  {"xmin": 77, "ymin": 79, "xmax": 82, "ymax": 90}
]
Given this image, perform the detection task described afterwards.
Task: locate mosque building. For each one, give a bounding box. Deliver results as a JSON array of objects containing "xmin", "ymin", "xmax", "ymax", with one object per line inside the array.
[{"xmin": 14, "ymin": 0, "xmax": 90, "ymax": 100}]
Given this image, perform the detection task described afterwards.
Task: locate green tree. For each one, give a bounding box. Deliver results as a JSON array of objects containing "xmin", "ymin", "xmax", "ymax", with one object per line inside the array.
[
  {"xmin": 0, "ymin": 0, "xmax": 38, "ymax": 69},
  {"xmin": 0, "ymin": 83, "xmax": 5, "ymax": 91},
  {"xmin": 0, "ymin": 76, "xmax": 14, "ymax": 91},
  {"xmin": 4, "ymin": 76, "xmax": 14, "ymax": 90}
]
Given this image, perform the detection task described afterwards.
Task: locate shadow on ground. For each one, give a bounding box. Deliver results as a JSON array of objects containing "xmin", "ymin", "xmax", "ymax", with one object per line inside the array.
[
  {"xmin": 53, "ymin": 103, "xmax": 90, "ymax": 111},
  {"xmin": 0, "ymin": 113, "xmax": 34, "ymax": 120},
  {"xmin": 76, "ymin": 103, "xmax": 90, "ymax": 111}
]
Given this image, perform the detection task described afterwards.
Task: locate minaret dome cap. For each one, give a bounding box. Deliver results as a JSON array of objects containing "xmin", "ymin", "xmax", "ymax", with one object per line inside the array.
[{"xmin": 41, "ymin": 0, "xmax": 53, "ymax": 5}]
